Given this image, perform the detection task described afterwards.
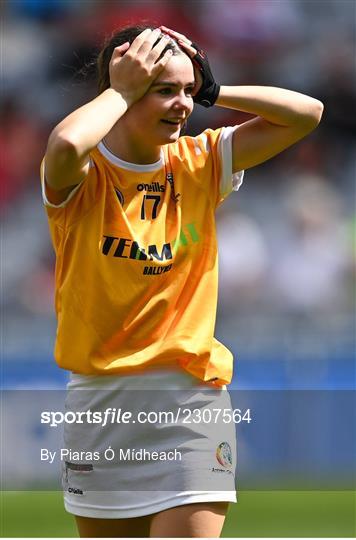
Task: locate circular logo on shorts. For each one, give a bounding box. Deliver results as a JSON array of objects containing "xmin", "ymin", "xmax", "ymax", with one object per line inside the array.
[{"xmin": 216, "ymin": 442, "xmax": 232, "ymax": 468}]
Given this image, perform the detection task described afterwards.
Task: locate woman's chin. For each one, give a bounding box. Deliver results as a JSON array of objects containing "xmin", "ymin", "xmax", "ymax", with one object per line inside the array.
[
  {"xmin": 160, "ymin": 131, "xmax": 181, "ymax": 144},
  {"xmin": 156, "ymin": 122, "xmax": 182, "ymax": 144}
]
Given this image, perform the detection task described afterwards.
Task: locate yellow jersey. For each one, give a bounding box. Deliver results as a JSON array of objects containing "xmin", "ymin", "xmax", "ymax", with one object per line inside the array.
[{"xmin": 41, "ymin": 127, "xmax": 243, "ymax": 386}]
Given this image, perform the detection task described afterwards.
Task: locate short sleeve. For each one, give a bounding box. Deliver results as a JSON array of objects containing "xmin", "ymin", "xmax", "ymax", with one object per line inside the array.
[
  {"xmin": 40, "ymin": 154, "xmax": 100, "ymax": 228},
  {"xmin": 217, "ymin": 126, "xmax": 244, "ymax": 202},
  {"xmin": 40, "ymin": 157, "xmax": 87, "ymax": 209},
  {"xmin": 171, "ymin": 127, "xmax": 245, "ymax": 208}
]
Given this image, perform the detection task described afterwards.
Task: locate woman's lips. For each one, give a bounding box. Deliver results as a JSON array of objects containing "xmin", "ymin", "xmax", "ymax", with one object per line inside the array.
[{"xmin": 160, "ymin": 119, "xmax": 182, "ymax": 125}]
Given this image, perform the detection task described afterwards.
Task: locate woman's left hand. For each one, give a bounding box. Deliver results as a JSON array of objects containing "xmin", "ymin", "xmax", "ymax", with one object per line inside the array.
[
  {"xmin": 159, "ymin": 26, "xmax": 203, "ymax": 95},
  {"xmin": 160, "ymin": 26, "xmax": 220, "ymax": 108}
]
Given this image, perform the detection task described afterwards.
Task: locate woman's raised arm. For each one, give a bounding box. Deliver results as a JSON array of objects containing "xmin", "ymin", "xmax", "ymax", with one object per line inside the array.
[
  {"xmin": 45, "ymin": 28, "xmax": 172, "ymax": 196},
  {"xmin": 216, "ymin": 85, "xmax": 323, "ymax": 171},
  {"xmin": 160, "ymin": 26, "xmax": 323, "ymax": 173}
]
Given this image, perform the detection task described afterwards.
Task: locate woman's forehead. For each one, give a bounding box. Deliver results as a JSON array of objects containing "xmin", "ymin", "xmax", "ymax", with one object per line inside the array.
[{"xmin": 155, "ymin": 54, "xmax": 195, "ymax": 84}]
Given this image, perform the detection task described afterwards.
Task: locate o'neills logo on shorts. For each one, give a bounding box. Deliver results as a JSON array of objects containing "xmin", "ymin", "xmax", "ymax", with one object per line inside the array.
[
  {"xmin": 137, "ymin": 182, "xmax": 165, "ymax": 192},
  {"xmin": 68, "ymin": 486, "xmax": 84, "ymax": 495}
]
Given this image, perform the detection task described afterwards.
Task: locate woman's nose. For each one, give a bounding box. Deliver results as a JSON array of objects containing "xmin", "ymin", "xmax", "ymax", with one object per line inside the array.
[{"xmin": 173, "ymin": 91, "xmax": 191, "ymax": 110}]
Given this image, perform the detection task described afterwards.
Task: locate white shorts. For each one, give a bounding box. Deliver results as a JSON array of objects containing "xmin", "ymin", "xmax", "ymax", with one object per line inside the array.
[{"xmin": 63, "ymin": 369, "xmax": 237, "ymax": 518}]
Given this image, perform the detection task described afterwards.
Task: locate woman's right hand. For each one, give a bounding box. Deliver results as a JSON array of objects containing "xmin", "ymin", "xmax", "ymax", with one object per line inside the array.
[
  {"xmin": 44, "ymin": 29, "xmax": 172, "ymax": 201},
  {"xmin": 109, "ymin": 28, "xmax": 173, "ymax": 106}
]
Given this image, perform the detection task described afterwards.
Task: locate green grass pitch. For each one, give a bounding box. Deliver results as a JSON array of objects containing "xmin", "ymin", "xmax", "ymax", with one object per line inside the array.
[{"xmin": 1, "ymin": 491, "xmax": 355, "ymax": 537}]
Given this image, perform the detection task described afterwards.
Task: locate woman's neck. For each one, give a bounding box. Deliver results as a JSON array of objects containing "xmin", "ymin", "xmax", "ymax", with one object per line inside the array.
[{"xmin": 103, "ymin": 127, "xmax": 161, "ymax": 165}]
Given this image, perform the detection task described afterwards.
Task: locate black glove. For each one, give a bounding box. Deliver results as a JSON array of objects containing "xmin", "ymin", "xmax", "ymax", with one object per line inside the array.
[{"xmin": 191, "ymin": 43, "xmax": 220, "ymax": 108}]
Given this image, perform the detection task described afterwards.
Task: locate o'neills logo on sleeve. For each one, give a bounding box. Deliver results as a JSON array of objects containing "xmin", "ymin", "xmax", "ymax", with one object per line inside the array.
[{"xmin": 137, "ymin": 182, "xmax": 165, "ymax": 192}]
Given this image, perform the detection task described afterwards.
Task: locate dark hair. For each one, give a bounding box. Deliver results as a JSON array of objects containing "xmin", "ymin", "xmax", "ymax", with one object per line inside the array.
[{"xmin": 96, "ymin": 24, "xmax": 181, "ymax": 95}]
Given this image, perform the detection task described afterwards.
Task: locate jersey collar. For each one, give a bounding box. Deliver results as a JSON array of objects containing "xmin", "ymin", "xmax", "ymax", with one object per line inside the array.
[{"xmin": 97, "ymin": 141, "xmax": 164, "ymax": 172}]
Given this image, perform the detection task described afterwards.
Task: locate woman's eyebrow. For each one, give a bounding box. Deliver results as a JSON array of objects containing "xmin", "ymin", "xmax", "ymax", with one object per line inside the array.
[{"xmin": 151, "ymin": 81, "xmax": 195, "ymax": 88}]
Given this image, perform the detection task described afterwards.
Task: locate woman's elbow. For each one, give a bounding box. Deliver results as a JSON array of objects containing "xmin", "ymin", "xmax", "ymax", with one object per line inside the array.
[
  {"xmin": 311, "ymin": 98, "xmax": 324, "ymax": 124},
  {"xmin": 302, "ymin": 99, "xmax": 324, "ymax": 131},
  {"xmin": 47, "ymin": 128, "xmax": 81, "ymax": 160}
]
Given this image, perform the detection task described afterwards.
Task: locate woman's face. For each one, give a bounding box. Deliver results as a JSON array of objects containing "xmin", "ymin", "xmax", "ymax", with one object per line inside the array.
[{"xmin": 123, "ymin": 53, "xmax": 195, "ymax": 146}]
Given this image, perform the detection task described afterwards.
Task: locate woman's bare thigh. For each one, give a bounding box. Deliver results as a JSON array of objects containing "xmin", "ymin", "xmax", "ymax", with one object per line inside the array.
[
  {"xmin": 149, "ymin": 501, "xmax": 230, "ymax": 538},
  {"xmin": 74, "ymin": 514, "xmax": 151, "ymax": 538},
  {"xmin": 74, "ymin": 501, "xmax": 230, "ymax": 538}
]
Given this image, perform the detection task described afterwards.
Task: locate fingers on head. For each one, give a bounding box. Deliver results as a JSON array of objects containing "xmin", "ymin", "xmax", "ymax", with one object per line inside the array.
[
  {"xmin": 122, "ymin": 28, "xmax": 150, "ymax": 55},
  {"xmin": 111, "ymin": 28, "xmax": 175, "ymax": 67},
  {"xmin": 115, "ymin": 42, "xmax": 130, "ymax": 52},
  {"xmin": 152, "ymin": 48, "xmax": 173, "ymax": 73},
  {"xmin": 132, "ymin": 28, "xmax": 175, "ymax": 62},
  {"xmin": 134, "ymin": 28, "xmax": 162, "ymax": 54},
  {"xmin": 160, "ymin": 26, "xmax": 191, "ymax": 44},
  {"xmin": 149, "ymin": 34, "xmax": 172, "ymax": 61},
  {"xmin": 177, "ymin": 40, "xmax": 196, "ymax": 58}
]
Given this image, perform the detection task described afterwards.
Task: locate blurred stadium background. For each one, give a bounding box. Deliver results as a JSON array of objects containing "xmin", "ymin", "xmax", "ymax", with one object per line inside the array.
[{"xmin": 1, "ymin": 0, "xmax": 355, "ymax": 537}]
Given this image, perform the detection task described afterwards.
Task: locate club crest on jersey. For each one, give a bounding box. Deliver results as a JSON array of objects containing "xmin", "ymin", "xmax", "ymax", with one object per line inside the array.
[
  {"xmin": 114, "ymin": 188, "xmax": 124, "ymax": 205},
  {"xmin": 166, "ymin": 173, "xmax": 181, "ymax": 203}
]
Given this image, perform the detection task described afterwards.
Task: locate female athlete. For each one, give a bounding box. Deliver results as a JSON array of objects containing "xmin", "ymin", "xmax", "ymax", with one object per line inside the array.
[{"xmin": 41, "ymin": 24, "xmax": 323, "ymax": 538}]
